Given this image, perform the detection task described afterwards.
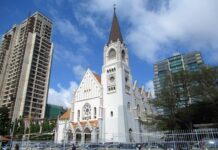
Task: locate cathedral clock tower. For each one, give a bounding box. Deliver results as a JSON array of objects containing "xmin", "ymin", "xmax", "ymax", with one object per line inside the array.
[{"xmin": 101, "ymin": 8, "xmax": 138, "ymax": 142}]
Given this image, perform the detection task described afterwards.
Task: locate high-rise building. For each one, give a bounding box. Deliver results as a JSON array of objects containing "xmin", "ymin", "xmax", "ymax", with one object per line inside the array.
[
  {"xmin": 45, "ymin": 104, "xmax": 65, "ymax": 119},
  {"xmin": 0, "ymin": 12, "xmax": 53, "ymax": 121},
  {"xmin": 153, "ymin": 52, "xmax": 204, "ymax": 105}
]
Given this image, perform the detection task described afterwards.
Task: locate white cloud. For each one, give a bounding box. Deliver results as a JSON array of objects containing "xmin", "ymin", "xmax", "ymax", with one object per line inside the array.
[
  {"xmin": 145, "ymin": 80, "xmax": 155, "ymax": 98},
  {"xmin": 73, "ymin": 65, "xmax": 86, "ymax": 80},
  {"xmin": 75, "ymin": 13, "xmax": 105, "ymax": 38},
  {"xmin": 48, "ymin": 81, "xmax": 78, "ymax": 108},
  {"xmin": 54, "ymin": 43, "xmax": 87, "ymax": 65},
  {"xmin": 48, "ymin": 6, "xmax": 88, "ymax": 44},
  {"xmin": 55, "ymin": 18, "xmax": 87, "ymax": 44},
  {"xmin": 79, "ymin": 0, "xmax": 218, "ymax": 64}
]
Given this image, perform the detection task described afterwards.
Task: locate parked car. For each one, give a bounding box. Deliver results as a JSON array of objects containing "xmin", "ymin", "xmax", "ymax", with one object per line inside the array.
[
  {"xmin": 190, "ymin": 143, "xmax": 201, "ymax": 150},
  {"xmin": 164, "ymin": 143, "xmax": 176, "ymax": 150},
  {"xmin": 1, "ymin": 141, "xmax": 12, "ymax": 150},
  {"xmin": 82, "ymin": 143, "xmax": 104, "ymax": 150},
  {"xmin": 119, "ymin": 143, "xmax": 136, "ymax": 149},
  {"xmin": 202, "ymin": 139, "xmax": 218, "ymax": 150},
  {"xmin": 144, "ymin": 143, "xmax": 164, "ymax": 150},
  {"xmin": 104, "ymin": 142, "xmax": 120, "ymax": 149}
]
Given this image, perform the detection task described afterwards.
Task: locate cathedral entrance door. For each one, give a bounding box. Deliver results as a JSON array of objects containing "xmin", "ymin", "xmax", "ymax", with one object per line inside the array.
[
  {"xmin": 84, "ymin": 128, "xmax": 91, "ymax": 143},
  {"xmin": 67, "ymin": 129, "xmax": 73, "ymax": 143},
  {"xmin": 75, "ymin": 129, "xmax": 81, "ymax": 144}
]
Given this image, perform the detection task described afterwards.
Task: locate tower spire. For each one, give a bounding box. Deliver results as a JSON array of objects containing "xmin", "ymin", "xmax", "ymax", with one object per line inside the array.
[{"xmin": 107, "ymin": 6, "xmax": 123, "ymax": 45}]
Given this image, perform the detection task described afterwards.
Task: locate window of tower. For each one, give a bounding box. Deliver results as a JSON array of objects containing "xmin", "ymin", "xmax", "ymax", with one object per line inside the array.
[
  {"xmin": 110, "ymin": 111, "xmax": 113, "ymax": 117},
  {"xmin": 137, "ymin": 104, "xmax": 140, "ymax": 116},
  {"xmin": 127, "ymin": 102, "xmax": 131, "ymax": 111},
  {"xmin": 94, "ymin": 107, "xmax": 97, "ymax": 119},
  {"xmin": 122, "ymin": 50, "xmax": 125, "ymax": 61},
  {"xmin": 108, "ymin": 48, "xmax": 116, "ymax": 60},
  {"xmin": 77, "ymin": 110, "xmax": 80, "ymax": 120},
  {"xmin": 125, "ymin": 76, "xmax": 129, "ymax": 82},
  {"xmin": 129, "ymin": 128, "xmax": 133, "ymax": 142}
]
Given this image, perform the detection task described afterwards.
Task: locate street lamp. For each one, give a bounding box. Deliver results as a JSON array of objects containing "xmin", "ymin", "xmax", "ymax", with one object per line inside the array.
[{"xmin": 9, "ymin": 96, "xmax": 15, "ymax": 149}]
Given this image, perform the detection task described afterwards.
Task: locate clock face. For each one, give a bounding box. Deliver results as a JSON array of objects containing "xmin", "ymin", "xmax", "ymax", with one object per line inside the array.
[{"xmin": 110, "ymin": 76, "xmax": 115, "ymax": 83}]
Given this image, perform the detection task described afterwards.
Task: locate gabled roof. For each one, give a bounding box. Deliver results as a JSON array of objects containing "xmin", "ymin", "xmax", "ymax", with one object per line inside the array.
[
  {"xmin": 107, "ymin": 9, "xmax": 123, "ymax": 45},
  {"xmin": 75, "ymin": 69, "xmax": 102, "ymax": 96},
  {"xmin": 59, "ymin": 109, "xmax": 71, "ymax": 120},
  {"xmin": 93, "ymin": 73, "xmax": 101, "ymax": 84}
]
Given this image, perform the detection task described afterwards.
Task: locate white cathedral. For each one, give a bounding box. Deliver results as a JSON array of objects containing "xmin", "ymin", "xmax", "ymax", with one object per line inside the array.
[{"xmin": 55, "ymin": 10, "xmax": 155, "ymax": 144}]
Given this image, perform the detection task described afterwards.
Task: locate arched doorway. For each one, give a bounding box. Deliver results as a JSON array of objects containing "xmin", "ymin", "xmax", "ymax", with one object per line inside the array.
[
  {"xmin": 84, "ymin": 128, "xmax": 91, "ymax": 143},
  {"xmin": 67, "ymin": 129, "xmax": 73, "ymax": 143},
  {"xmin": 75, "ymin": 129, "xmax": 81, "ymax": 144}
]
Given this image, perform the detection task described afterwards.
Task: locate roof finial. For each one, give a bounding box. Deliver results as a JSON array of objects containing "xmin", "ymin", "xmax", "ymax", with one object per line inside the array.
[
  {"xmin": 87, "ymin": 64, "xmax": 90, "ymax": 69},
  {"xmin": 113, "ymin": 4, "xmax": 116, "ymax": 13}
]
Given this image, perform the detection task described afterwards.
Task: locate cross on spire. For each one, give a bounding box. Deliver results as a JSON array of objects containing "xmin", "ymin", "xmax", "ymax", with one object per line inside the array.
[{"xmin": 113, "ymin": 4, "xmax": 116, "ymax": 12}]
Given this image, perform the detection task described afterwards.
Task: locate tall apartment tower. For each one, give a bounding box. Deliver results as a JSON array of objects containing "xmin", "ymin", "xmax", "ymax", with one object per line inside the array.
[
  {"xmin": 0, "ymin": 12, "xmax": 53, "ymax": 121},
  {"xmin": 153, "ymin": 52, "xmax": 204, "ymax": 103}
]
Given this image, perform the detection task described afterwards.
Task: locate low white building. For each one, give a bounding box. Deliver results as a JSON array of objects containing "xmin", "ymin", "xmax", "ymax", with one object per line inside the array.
[{"xmin": 55, "ymin": 9, "xmax": 155, "ymax": 144}]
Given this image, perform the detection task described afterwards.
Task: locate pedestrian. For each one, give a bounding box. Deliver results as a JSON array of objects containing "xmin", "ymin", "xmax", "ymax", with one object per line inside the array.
[
  {"xmin": 72, "ymin": 143, "xmax": 76, "ymax": 150},
  {"xmin": 137, "ymin": 144, "xmax": 142, "ymax": 150},
  {"xmin": 15, "ymin": 144, "xmax": 19, "ymax": 150}
]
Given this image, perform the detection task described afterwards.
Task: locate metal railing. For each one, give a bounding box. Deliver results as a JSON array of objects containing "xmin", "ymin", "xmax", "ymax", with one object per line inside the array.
[{"xmin": 4, "ymin": 128, "xmax": 218, "ymax": 149}]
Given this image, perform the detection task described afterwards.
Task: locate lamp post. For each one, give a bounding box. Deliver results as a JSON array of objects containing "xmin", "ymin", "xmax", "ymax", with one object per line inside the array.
[{"xmin": 9, "ymin": 96, "xmax": 15, "ymax": 149}]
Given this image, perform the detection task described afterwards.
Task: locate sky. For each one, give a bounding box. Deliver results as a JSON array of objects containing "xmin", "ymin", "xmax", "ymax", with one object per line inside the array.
[{"xmin": 1, "ymin": 0, "xmax": 218, "ymax": 108}]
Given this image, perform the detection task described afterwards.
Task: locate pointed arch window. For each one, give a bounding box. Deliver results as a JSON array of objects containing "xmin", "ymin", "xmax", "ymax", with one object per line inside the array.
[
  {"xmin": 127, "ymin": 102, "xmax": 131, "ymax": 111},
  {"xmin": 108, "ymin": 48, "xmax": 116, "ymax": 60},
  {"xmin": 137, "ymin": 104, "xmax": 140, "ymax": 117},
  {"xmin": 77, "ymin": 110, "xmax": 80, "ymax": 121},
  {"xmin": 94, "ymin": 107, "xmax": 97, "ymax": 119},
  {"xmin": 122, "ymin": 50, "xmax": 125, "ymax": 61},
  {"xmin": 110, "ymin": 111, "xmax": 113, "ymax": 117},
  {"xmin": 129, "ymin": 128, "xmax": 133, "ymax": 142}
]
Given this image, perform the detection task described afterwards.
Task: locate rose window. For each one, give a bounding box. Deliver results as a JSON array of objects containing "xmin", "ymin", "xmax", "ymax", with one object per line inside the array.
[{"xmin": 83, "ymin": 103, "xmax": 91, "ymax": 120}]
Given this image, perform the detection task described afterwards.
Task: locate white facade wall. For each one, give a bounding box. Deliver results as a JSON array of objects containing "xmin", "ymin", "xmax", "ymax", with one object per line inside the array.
[
  {"xmin": 55, "ymin": 12, "xmax": 157, "ymax": 144},
  {"xmin": 101, "ymin": 40, "xmax": 140, "ymax": 143},
  {"xmin": 55, "ymin": 120, "xmax": 71, "ymax": 144},
  {"xmin": 72, "ymin": 69, "xmax": 102, "ymax": 122},
  {"xmin": 73, "ymin": 97, "xmax": 101, "ymax": 121}
]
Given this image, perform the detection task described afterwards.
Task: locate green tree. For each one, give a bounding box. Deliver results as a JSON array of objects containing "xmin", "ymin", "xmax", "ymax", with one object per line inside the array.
[
  {"xmin": 189, "ymin": 66, "xmax": 218, "ymax": 103},
  {"xmin": 0, "ymin": 106, "xmax": 11, "ymax": 135},
  {"xmin": 42, "ymin": 119, "xmax": 50, "ymax": 132},
  {"xmin": 152, "ymin": 66, "xmax": 218, "ymax": 130},
  {"xmin": 30, "ymin": 122, "xmax": 40, "ymax": 133},
  {"xmin": 12, "ymin": 117, "xmax": 25, "ymax": 139},
  {"xmin": 152, "ymin": 74, "xmax": 180, "ymax": 130}
]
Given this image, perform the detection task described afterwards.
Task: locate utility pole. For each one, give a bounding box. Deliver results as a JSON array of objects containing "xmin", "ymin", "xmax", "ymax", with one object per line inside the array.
[
  {"xmin": 9, "ymin": 96, "xmax": 15, "ymax": 149},
  {"xmin": 10, "ymin": 120, "xmax": 16, "ymax": 149}
]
